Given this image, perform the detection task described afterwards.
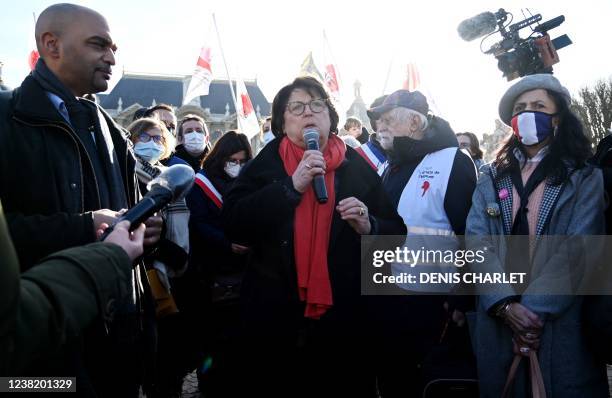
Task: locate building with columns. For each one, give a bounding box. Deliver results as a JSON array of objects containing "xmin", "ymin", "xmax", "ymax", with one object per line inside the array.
[
  {"xmin": 481, "ymin": 119, "xmax": 512, "ymax": 162},
  {"xmin": 97, "ymin": 72, "xmax": 271, "ymax": 136}
]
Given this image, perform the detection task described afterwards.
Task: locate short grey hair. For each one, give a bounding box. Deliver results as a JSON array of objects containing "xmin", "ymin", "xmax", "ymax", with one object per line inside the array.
[{"xmin": 387, "ymin": 107, "xmax": 428, "ymax": 131}]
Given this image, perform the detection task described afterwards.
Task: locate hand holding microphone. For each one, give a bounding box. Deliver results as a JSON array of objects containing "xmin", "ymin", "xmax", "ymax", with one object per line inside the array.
[
  {"xmin": 99, "ymin": 164, "xmax": 195, "ymax": 242},
  {"xmin": 291, "ymin": 129, "xmax": 328, "ymax": 203},
  {"xmin": 292, "ymin": 150, "xmax": 326, "ymax": 193}
]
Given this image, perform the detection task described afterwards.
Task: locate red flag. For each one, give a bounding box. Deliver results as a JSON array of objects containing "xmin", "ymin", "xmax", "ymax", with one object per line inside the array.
[
  {"xmin": 183, "ymin": 46, "xmax": 213, "ymax": 105},
  {"xmin": 236, "ymin": 76, "xmax": 259, "ymax": 139},
  {"xmin": 240, "ymin": 91, "xmax": 254, "ymax": 117},
  {"xmin": 28, "ymin": 50, "xmax": 39, "ymax": 70},
  {"xmin": 324, "ymin": 64, "xmax": 339, "ymax": 95},
  {"xmin": 403, "ymin": 63, "xmax": 421, "ymax": 91}
]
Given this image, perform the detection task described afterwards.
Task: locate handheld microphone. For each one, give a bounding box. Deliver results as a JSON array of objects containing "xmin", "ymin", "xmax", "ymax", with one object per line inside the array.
[
  {"xmin": 303, "ymin": 128, "xmax": 328, "ymax": 204},
  {"xmin": 457, "ymin": 11, "xmax": 498, "ymax": 42},
  {"xmin": 100, "ymin": 164, "xmax": 195, "ymax": 241}
]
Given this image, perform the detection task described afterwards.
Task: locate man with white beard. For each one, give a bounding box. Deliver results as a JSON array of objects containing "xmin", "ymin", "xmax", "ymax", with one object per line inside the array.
[{"xmin": 366, "ymin": 89, "xmax": 477, "ymax": 397}]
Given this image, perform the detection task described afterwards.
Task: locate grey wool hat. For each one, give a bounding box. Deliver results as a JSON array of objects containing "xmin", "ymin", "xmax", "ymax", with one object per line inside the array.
[{"xmin": 498, "ymin": 74, "xmax": 571, "ymax": 125}]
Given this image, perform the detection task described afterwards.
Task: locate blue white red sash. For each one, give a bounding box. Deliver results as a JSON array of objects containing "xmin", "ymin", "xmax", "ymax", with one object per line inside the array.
[
  {"xmin": 195, "ymin": 170, "xmax": 223, "ymax": 209},
  {"xmin": 356, "ymin": 141, "xmax": 387, "ymax": 175}
]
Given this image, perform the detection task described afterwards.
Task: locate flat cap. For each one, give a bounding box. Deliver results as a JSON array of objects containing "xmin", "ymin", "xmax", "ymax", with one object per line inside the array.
[{"xmin": 498, "ymin": 74, "xmax": 571, "ymax": 125}]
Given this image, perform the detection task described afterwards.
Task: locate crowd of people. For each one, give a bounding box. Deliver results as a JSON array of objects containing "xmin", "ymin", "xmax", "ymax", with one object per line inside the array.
[{"xmin": 2, "ymin": 3, "xmax": 612, "ymax": 398}]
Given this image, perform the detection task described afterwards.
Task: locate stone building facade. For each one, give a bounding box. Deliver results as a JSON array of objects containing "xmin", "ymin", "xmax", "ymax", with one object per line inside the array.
[{"xmin": 97, "ymin": 72, "xmax": 271, "ymax": 138}]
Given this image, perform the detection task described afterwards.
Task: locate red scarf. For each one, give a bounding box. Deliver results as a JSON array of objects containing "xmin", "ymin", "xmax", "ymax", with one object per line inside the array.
[{"xmin": 279, "ymin": 134, "xmax": 346, "ymax": 319}]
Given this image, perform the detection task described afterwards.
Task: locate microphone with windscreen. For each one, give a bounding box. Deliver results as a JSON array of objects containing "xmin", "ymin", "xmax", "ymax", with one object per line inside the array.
[
  {"xmin": 99, "ymin": 164, "xmax": 195, "ymax": 241},
  {"xmin": 457, "ymin": 11, "xmax": 499, "ymax": 42},
  {"xmin": 303, "ymin": 128, "xmax": 328, "ymax": 204}
]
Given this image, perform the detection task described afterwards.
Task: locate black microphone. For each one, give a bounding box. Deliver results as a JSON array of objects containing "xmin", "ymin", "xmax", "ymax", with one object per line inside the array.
[
  {"xmin": 99, "ymin": 164, "xmax": 195, "ymax": 241},
  {"xmin": 457, "ymin": 11, "xmax": 498, "ymax": 41},
  {"xmin": 303, "ymin": 128, "xmax": 328, "ymax": 204}
]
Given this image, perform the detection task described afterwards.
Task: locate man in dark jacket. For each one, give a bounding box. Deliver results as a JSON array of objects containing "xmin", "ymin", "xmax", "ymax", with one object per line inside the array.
[
  {"xmin": 0, "ymin": 200, "xmax": 145, "ymax": 375},
  {"xmin": 0, "ymin": 4, "xmax": 161, "ymax": 396},
  {"xmin": 367, "ymin": 90, "xmax": 477, "ymax": 397}
]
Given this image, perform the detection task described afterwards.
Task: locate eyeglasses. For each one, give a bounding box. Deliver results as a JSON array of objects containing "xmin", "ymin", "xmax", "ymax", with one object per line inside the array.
[
  {"xmin": 286, "ymin": 99, "xmax": 327, "ymax": 116},
  {"xmin": 137, "ymin": 132, "xmax": 166, "ymax": 144},
  {"xmin": 227, "ymin": 159, "xmax": 248, "ymax": 166}
]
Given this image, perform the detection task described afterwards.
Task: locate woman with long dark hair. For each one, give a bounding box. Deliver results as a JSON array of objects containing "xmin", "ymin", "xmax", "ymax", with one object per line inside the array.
[
  {"xmin": 456, "ymin": 131, "xmax": 484, "ymax": 170},
  {"xmin": 184, "ymin": 130, "xmax": 252, "ymax": 397},
  {"xmin": 466, "ymin": 74, "xmax": 607, "ymax": 397}
]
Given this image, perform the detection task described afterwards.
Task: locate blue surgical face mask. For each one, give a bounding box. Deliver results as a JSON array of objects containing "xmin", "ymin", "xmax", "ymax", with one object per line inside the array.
[
  {"xmin": 134, "ymin": 141, "xmax": 165, "ymax": 164},
  {"xmin": 263, "ymin": 130, "xmax": 274, "ymax": 144}
]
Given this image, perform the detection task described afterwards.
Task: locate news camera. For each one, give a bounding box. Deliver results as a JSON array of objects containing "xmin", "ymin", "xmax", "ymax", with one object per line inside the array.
[{"xmin": 457, "ymin": 9, "xmax": 572, "ymax": 81}]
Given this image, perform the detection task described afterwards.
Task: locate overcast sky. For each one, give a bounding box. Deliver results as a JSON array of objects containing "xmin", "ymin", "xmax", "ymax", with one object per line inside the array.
[{"xmin": 1, "ymin": 0, "xmax": 610, "ymax": 136}]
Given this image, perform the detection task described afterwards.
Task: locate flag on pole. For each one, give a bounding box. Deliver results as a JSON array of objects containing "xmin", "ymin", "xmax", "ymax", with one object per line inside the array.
[
  {"xmin": 235, "ymin": 76, "xmax": 260, "ymax": 140},
  {"xmin": 183, "ymin": 46, "xmax": 213, "ymax": 105},
  {"xmin": 399, "ymin": 61, "xmax": 442, "ymax": 116},
  {"xmin": 324, "ymin": 64, "xmax": 340, "ymax": 97},
  {"xmin": 28, "ymin": 50, "xmax": 39, "ymax": 71},
  {"xmin": 29, "ymin": 12, "xmax": 39, "ymax": 70},
  {"xmin": 322, "ymin": 31, "xmax": 341, "ymax": 100},
  {"xmin": 299, "ymin": 52, "xmax": 324, "ymax": 82},
  {"xmin": 402, "ymin": 63, "xmax": 421, "ymax": 91}
]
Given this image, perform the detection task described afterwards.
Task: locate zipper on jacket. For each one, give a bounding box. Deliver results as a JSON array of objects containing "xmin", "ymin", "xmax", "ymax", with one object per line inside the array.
[{"xmin": 13, "ymin": 116, "xmax": 102, "ymax": 212}]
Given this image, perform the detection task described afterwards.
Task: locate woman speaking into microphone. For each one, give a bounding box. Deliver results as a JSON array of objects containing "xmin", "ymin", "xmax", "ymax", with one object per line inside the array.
[{"xmin": 222, "ymin": 76, "xmax": 405, "ymax": 397}]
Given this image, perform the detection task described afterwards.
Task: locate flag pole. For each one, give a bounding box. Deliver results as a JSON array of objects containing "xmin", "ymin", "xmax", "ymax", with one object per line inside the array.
[
  {"xmin": 381, "ymin": 56, "xmax": 394, "ymax": 95},
  {"xmin": 322, "ymin": 30, "xmax": 344, "ymax": 114},
  {"xmin": 212, "ymin": 13, "xmax": 241, "ymax": 129}
]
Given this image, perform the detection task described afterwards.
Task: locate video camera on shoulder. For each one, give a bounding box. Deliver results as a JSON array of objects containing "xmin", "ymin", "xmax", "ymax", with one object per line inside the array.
[{"xmin": 457, "ymin": 8, "xmax": 572, "ymax": 81}]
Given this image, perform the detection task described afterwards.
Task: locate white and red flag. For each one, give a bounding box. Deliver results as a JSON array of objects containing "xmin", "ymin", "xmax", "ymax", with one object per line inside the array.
[
  {"xmin": 402, "ymin": 63, "xmax": 421, "ymax": 91},
  {"xmin": 235, "ymin": 76, "xmax": 260, "ymax": 140},
  {"xmin": 28, "ymin": 49, "xmax": 39, "ymax": 71},
  {"xmin": 322, "ymin": 31, "xmax": 341, "ymax": 101},
  {"xmin": 183, "ymin": 46, "xmax": 213, "ymax": 105},
  {"xmin": 324, "ymin": 64, "xmax": 340, "ymax": 98}
]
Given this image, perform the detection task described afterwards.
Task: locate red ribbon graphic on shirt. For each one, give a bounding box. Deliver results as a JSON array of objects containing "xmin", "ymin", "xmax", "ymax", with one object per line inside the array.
[{"xmin": 421, "ymin": 181, "xmax": 430, "ymax": 197}]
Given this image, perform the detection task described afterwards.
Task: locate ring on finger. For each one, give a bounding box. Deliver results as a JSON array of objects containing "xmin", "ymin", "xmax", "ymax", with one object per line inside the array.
[
  {"xmin": 305, "ymin": 163, "xmax": 312, "ymax": 169},
  {"xmin": 358, "ymin": 207, "xmax": 365, "ymax": 216},
  {"xmin": 525, "ymin": 332, "xmax": 536, "ymax": 339}
]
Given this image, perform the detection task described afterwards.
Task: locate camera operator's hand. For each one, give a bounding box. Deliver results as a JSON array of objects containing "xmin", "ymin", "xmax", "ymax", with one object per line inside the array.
[{"xmin": 104, "ymin": 220, "xmax": 146, "ymax": 262}]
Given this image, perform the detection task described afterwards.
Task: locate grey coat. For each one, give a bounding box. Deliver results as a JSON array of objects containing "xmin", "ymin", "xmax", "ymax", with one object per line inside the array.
[{"xmin": 465, "ymin": 163, "xmax": 608, "ymax": 397}]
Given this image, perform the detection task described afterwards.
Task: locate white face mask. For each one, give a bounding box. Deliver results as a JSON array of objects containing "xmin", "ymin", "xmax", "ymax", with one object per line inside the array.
[
  {"xmin": 134, "ymin": 141, "xmax": 165, "ymax": 164},
  {"xmin": 224, "ymin": 161, "xmax": 242, "ymax": 178},
  {"xmin": 263, "ymin": 130, "xmax": 275, "ymax": 144},
  {"xmin": 183, "ymin": 132, "xmax": 207, "ymax": 155}
]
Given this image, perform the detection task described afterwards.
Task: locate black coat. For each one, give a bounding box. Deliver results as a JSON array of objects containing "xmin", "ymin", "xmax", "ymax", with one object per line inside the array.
[
  {"xmin": 186, "ymin": 172, "xmax": 245, "ymax": 282},
  {"xmin": 174, "ymin": 144, "xmax": 209, "ymax": 173},
  {"xmin": 382, "ymin": 116, "xmax": 477, "ymax": 235},
  {"xmin": 222, "ymin": 138, "xmax": 405, "ymax": 396},
  {"xmin": 222, "ymin": 137, "xmax": 406, "ymax": 335},
  {"xmin": 0, "ymin": 75, "xmax": 152, "ymax": 396},
  {"xmin": 0, "ymin": 75, "xmax": 139, "ymax": 268}
]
